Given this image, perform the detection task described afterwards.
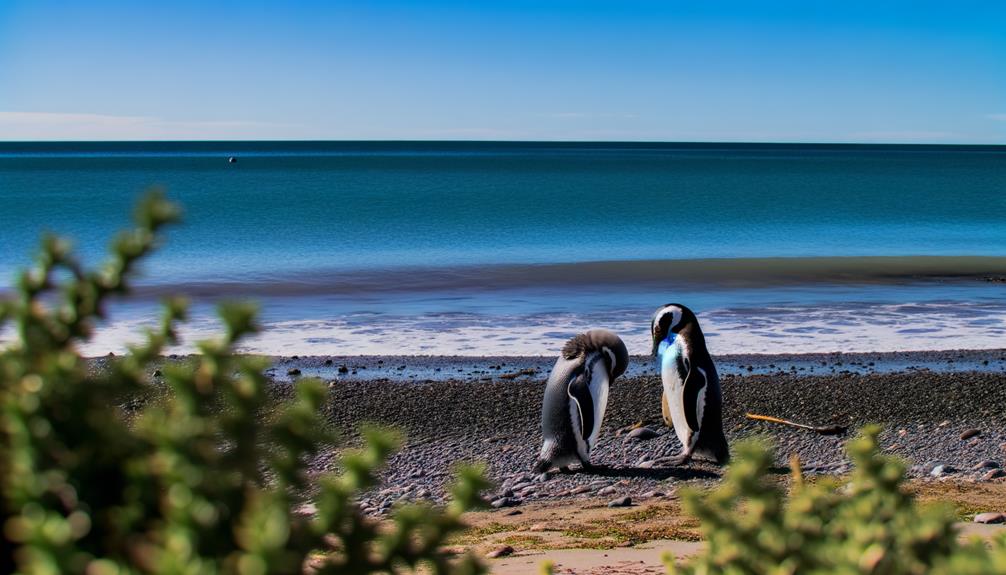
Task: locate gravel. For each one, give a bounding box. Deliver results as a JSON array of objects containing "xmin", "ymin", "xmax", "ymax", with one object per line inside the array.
[{"xmin": 276, "ymin": 354, "xmax": 1006, "ymax": 514}]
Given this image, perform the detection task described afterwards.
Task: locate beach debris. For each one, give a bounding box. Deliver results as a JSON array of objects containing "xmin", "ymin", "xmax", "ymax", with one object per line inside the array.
[
  {"xmin": 607, "ymin": 496, "xmax": 633, "ymax": 508},
  {"xmin": 973, "ymin": 512, "xmax": 1006, "ymax": 524},
  {"xmin": 626, "ymin": 426, "xmax": 659, "ymax": 441},
  {"xmin": 487, "ymin": 545, "xmax": 515, "ymax": 558},
  {"xmin": 745, "ymin": 413, "xmax": 847, "ymax": 435},
  {"xmin": 960, "ymin": 428, "xmax": 981, "ymax": 440}
]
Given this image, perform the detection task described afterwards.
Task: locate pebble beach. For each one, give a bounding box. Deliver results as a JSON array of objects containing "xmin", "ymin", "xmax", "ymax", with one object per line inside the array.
[{"xmin": 268, "ymin": 349, "xmax": 1006, "ymax": 514}]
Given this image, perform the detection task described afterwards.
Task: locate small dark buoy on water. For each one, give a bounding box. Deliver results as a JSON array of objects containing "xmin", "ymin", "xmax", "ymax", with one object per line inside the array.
[{"xmin": 228, "ymin": 156, "xmax": 237, "ymax": 163}]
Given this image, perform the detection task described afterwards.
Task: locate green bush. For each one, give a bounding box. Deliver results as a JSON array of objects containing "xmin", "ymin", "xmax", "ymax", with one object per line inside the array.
[
  {"xmin": 670, "ymin": 427, "xmax": 1006, "ymax": 575},
  {"xmin": 0, "ymin": 192, "xmax": 488, "ymax": 574}
]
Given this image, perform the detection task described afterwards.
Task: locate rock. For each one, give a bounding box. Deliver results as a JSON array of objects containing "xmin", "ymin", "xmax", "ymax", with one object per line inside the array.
[
  {"xmin": 324, "ymin": 359, "xmax": 333, "ymax": 365},
  {"xmin": 982, "ymin": 469, "xmax": 1006, "ymax": 481},
  {"xmin": 439, "ymin": 545, "xmax": 466, "ymax": 556},
  {"xmin": 570, "ymin": 485, "xmax": 592, "ymax": 495},
  {"xmin": 153, "ymin": 369, "xmax": 162, "ymax": 377},
  {"xmin": 491, "ymin": 497, "xmax": 520, "ymax": 508},
  {"xmin": 487, "ymin": 545, "xmax": 514, "ymax": 559},
  {"xmin": 529, "ymin": 523, "xmax": 549, "ymax": 531},
  {"xmin": 338, "ymin": 365, "xmax": 349, "ymax": 374},
  {"xmin": 974, "ymin": 512, "xmax": 1006, "ymax": 524},
  {"xmin": 627, "ymin": 427, "xmax": 659, "ymax": 440},
  {"xmin": 641, "ymin": 490, "xmax": 665, "ymax": 498},
  {"xmin": 974, "ymin": 460, "xmax": 1000, "ymax": 470},
  {"xmin": 960, "ymin": 428, "xmax": 981, "ymax": 440},
  {"xmin": 930, "ymin": 464, "xmax": 956, "ymax": 477},
  {"xmin": 287, "ymin": 368, "xmax": 301, "ymax": 376},
  {"xmin": 597, "ymin": 486, "xmax": 618, "ymax": 496},
  {"xmin": 607, "ymin": 496, "xmax": 632, "ymax": 508},
  {"xmin": 294, "ymin": 503, "xmax": 317, "ymax": 517},
  {"xmin": 503, "ymin": 509, "xmax": 523, "ymax": 516}
]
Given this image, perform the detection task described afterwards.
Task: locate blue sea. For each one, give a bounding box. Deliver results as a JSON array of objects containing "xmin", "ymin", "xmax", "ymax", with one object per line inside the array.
[{"xmin": 2, "ymin": 141, "xmax": 1005, "ymax": 356}]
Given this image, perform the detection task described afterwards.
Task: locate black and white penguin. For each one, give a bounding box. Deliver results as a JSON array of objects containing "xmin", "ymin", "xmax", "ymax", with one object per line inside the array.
[
  {"xmin": 533, "ymin": 329, "xmax": 629, "ymax": 474},
  {"xmin": 651, "ymin": 303, "xmax": 729, "ymax": 465}
]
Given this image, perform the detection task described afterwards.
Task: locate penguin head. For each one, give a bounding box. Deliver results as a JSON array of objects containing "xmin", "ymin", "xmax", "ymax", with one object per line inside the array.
[
  {"xmin": 561, "ymin": 329, "xmax": 629, "ymax": 379},
  {"xmin": 651, "ymin": 303, "xmax": 697, "ymax": 355}
]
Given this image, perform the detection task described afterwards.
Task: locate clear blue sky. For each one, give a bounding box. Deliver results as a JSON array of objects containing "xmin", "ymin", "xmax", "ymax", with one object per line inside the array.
[{"xmin": 1, "ymin": 0, "xmax": 1003, "ymax": 143}]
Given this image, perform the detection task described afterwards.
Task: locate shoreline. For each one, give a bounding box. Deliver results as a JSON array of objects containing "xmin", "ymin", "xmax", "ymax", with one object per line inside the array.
[{"xmin": 93, "ymin": 348, "xmax": 1006, "ymax": 384}]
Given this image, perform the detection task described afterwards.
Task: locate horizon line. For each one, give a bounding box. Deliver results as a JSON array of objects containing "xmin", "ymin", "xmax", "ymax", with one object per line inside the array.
[{"xmin": 0, "ymin": 139, "xmax": 1003, "ymax": 148}]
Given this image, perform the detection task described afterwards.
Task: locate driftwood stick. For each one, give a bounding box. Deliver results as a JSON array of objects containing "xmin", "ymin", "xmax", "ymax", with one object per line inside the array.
[{"xmin": 746, "ymin": 412, "xmax": 847, "ymax": 435}]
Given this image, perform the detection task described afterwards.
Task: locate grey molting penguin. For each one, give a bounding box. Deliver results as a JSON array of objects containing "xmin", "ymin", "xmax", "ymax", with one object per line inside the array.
[
  {"xmin": 651, "ymin": 303, "xmax": 729, "ymax": 465},
  {"xmin": 533, "ymin": 329, "xmax": 629, "ymax": 474}
]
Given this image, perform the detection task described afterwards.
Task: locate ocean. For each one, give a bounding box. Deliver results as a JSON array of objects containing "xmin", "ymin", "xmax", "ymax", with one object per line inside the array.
[{"xmin": 1, "ymin": 141, "xmax": 1005, "ymax": 356}]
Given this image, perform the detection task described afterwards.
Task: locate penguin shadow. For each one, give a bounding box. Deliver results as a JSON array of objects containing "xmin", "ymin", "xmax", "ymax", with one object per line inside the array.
[{"xmin": 577, "ymin": 463, "xmax": 721, "ymax": 481}]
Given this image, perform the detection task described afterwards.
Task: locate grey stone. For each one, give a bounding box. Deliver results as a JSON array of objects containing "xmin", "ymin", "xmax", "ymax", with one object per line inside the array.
[
  {"xmin": 487, "ymin": 545, "xmax": 515, "ymax": 558},
  {"xmin": 491, "ymin": 497, "xmax": 520, "ymax": 508},
  {"xmin": 960, "ymin": 428, "xmax": 981, "ymax": 440},
  {"xmin": 607, "ymin": 496, "xmax": 633, "ymax": 508},
  {"xmin": 627, "ymin": 427, "xmax": 659, "ymax": 440},
  {"xmin": 974, "ymin": 512, "xmax": 1006, "ymax": 524}
]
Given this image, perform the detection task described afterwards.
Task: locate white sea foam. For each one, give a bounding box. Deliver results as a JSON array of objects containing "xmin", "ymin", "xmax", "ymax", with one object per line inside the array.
[{"xmin": 41, "ymin": 300, "xmax": 1006, "ymax": 357}]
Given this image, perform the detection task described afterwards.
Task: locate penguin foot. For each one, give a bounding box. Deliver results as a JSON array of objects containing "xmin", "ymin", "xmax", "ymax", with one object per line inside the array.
[{"xmin": 668, "ymin": 453, "xmax": 692, "ymax": 467}]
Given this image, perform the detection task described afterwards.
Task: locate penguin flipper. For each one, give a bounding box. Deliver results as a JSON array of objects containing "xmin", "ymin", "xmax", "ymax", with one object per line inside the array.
[
  {"xmin": 567, "ymin": 371, "xmax": 596, "ymax": 442},
  {"xmin": 660, "ymin": 390, "xmax": 672, "ymax": 427},
  {"xmin": 683, "ymin": 366, "xmax": 708, "ymax": 432}
]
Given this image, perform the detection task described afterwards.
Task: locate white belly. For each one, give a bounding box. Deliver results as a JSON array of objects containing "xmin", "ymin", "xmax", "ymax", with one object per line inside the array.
[
  {"xmin": 660, "ymin": 342, "xmax": 696, "ymax": 451},
  {"xmin": 569, "ymin": 362, "xmax": 610, "ymax": 461},
  {"xmin": 587, "ymin": 368, "xmax": 610, "ymax": 449}
]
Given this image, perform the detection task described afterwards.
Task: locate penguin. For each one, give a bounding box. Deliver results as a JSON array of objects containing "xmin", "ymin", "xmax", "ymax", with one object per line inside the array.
[
  {"xmin": 533, "ymin": 329, "xmax": 629, "ymax": 474},
  {"xmin": 651, "ymin": 303, "xmax": 729, "ymax": 465}
]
